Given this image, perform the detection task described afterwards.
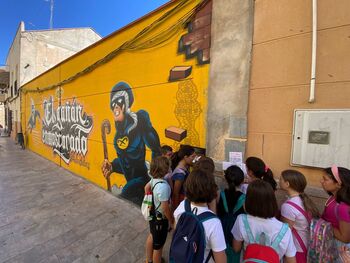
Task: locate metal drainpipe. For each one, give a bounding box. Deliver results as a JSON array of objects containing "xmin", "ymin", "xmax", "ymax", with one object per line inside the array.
[{"xmin": 309, "ymin": 0, "xmax": 317, "ymax": 103}]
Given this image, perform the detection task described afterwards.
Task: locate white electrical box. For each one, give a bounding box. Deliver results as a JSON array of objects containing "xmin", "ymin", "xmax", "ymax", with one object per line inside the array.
[{"xmin": 291, "ymin": 109, "xmax": 350, "ymax": 168}]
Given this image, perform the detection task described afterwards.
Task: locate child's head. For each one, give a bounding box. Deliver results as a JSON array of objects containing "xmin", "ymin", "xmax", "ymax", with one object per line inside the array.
[
  {"xmin": 322, "ymin": 166, "xmax": 350, "ymax": 205},
  {"xmin": 281, "ymin": 170, "xmax": 320, "ymax": 217},
  {"xmin": 246, "ymin": 156, "xmax": 277, "ymax": 190},
  {"xmin": 150, "ymin": 156, "xmax": 170, "ymax": 179},
  {"xmin": 280, "ymin": 169, "xmax": 307, "ymax": 193},
  {"xmin": 245, "ymin": 180, "xmax": 278, "ymax": 219},
  {"xmin": 161, "ymin": 145, "xmax": 173, "ymax": 159},
  {"xmin": 185, "ymin": 169, "xmax": 218, "ymax": 203},
  {"xmin": 171, "ymin": 144, "xmax": 195, "ymax": 170},
  {"xmin": 193, "ymin": 156, "xmax": 215, "ymax": 174},
  {"xmin": 224, "ymin": 165, "xmax": 244, "ymax": 190}
]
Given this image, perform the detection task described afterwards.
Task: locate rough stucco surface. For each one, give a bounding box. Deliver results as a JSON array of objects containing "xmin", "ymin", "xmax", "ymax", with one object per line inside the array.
[
  {"xmin": 206, "ymin": 0, "xmax": 254, "ymax": 162},
  {"xmin": 4, "ymin": 23, "xmax": 101, "ymax": 139},
  {"xmin": 20, "ymin": 28, "xmax": 101, "ymax": 86},
  {"xmin": 247, "ymin": 0, "xmax": 350, "ymax": 186}
]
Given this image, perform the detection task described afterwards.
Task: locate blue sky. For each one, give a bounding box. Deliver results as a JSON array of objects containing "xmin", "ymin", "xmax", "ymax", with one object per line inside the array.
[{"xmin": 0, "ymin": 0, "xmax": 169, "ymax": 65}]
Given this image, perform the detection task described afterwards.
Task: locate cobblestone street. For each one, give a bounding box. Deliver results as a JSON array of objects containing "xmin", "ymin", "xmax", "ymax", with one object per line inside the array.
[{"xmin": 0, "ymin": 137, "xmax": 148, "ymax": 263}]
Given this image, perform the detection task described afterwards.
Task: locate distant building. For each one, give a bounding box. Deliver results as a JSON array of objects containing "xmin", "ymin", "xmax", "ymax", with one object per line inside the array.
[
  {"xmin": 0, "ymin": 66, "xmax": 9, "ymax": 130},
  {"xmin": 4, "ymin": 21, "xmax": 101, "ymax": 139}
]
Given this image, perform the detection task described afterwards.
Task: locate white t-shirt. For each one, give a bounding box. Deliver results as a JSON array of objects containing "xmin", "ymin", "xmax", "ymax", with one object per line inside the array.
[
  {"xmin": 232, "ymin": 214, "xmax": 296, "ymax": 260},
  {"xmin": 281, "ymin": 196, "xmax": 309, "ymax": 252},
  {"xmin": 174, "ymin": 200, "xmax": 227, "ymax": 263},
  {"xmin": 240, "ymin": 183, "xmax": 249, "ymax": 194},
  {"xmin": 151, "ymin": 178, "xmax": 171, "ymax": 215}
]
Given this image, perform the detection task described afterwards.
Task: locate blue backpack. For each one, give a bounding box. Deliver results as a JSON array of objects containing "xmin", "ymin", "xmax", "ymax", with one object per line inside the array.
[{"xmin": 170, "ymin": 199, "xmax": 217, "ymax": 263}]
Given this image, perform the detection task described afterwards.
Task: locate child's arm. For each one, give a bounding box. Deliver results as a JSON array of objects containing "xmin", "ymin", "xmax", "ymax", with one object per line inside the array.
[
  {"xmin": 333, "ymin": 220, "xmax": 350, "ymax": 243},
  {"xmin": 144, "ymin": 181, "xmax": 151, "ymax": 193},
  {"xmin": 232, "ymin": 239, "xmax": 243, "ymax": 253},
  {"xmin": 212, "ymin": 250, "xmax": 227, "ymax": 263},
  {"xmin": 161, "ymin": 201, "xmax": 174, "ymax": 229},
  {"xmin": 280, "ymin": 216, "xmax": 295, "ymax": 229},
  {"xmin": 172, "ymin": 180, "xmax": 183, "ymax": 209},
  {"xmin": 284, "ymin": 256, "xmax": 296, "ymax": 263}
]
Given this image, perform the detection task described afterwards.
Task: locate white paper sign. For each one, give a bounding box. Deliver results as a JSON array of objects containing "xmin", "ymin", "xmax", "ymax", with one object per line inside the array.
[
  {"xmin": 229, "ymin": 152, "xmax": 243, "ymax": 165},
  {"xmin": 222, "ymin": 161, "xmax": 235, "ymax": 170}
]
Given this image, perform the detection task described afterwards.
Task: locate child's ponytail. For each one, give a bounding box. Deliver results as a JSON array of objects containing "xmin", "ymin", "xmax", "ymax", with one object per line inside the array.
[
  {"xmin": 262, "ymin": 167, "xmax": 277, "ymax": 191},
  {"xmin": 299, "ymin": 192, "xmax": 320, "ymax": 218},
  {"xmin": 224, "ymin": 165, "xmax": 244, "ymax": 191},
  {"xmin": 246, "ymin": 157, "xmax": 277, "ymax": 191}
]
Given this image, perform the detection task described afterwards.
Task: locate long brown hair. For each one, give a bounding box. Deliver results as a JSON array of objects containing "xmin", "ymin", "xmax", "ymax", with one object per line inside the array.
[{"xmin": 281, "ymin": 170, "xmax": 319, "ymax": 218}]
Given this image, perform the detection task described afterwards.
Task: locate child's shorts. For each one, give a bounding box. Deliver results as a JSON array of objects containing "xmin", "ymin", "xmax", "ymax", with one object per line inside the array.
[{"xmin": 149, "ymin": 218, "xmax": 169, "ymax": 250}]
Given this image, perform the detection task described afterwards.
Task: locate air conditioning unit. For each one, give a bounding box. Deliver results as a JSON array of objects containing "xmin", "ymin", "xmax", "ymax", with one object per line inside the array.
[{"xmin": 291, "ymin": 109, "xmax": 350, "ymax": 168}]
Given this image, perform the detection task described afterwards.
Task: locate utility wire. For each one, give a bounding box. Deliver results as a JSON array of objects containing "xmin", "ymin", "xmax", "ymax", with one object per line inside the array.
[{"xmin": 23, "ymin": 0, "xmax": 208, "ymax": 94}]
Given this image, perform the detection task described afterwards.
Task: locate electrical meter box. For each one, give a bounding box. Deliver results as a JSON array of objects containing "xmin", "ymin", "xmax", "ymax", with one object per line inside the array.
[{"xmin": 291, "ymin": 109, "xmax": 350, "ymax": 168}]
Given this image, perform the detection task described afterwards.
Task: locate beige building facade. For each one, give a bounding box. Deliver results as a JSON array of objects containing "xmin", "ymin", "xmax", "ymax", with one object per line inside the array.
[
  {"xmin": 246, "ymin": 0, "xmax": 350, "ymax": 186},
  {"xmin": 5, "ymin": 22, "xmax": 101, "ymax": 139}
]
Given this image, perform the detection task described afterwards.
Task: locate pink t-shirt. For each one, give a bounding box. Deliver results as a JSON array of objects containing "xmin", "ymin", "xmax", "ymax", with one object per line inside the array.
[{"xmin": 322, "ymin": 196, "xmax": 350, "ymax": 229}]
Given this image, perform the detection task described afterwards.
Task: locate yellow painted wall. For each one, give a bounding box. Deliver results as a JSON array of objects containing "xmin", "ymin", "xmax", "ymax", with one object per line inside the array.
[
  {"xmin": 247, "ymin": 0, "xmax": 350, "ymax": 185},
  {"xmin": 21, "ymin": 0, "xmax": 210, "ymax": 204}
]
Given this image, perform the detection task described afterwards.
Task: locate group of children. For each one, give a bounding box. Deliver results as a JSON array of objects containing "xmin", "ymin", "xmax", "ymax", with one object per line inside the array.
[{"xmin": 143, "ymin": 145, "xmax": 350, "ymax": 263}]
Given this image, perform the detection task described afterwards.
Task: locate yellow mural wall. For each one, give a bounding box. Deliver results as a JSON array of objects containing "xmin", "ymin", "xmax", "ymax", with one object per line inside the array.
[{"xmin": 21, "ymin": 0, "xmax": 211, "ymax": 205}]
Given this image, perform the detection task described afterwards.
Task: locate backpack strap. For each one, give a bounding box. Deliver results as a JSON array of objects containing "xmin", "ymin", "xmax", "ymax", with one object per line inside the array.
[
  {"xmin": 271, "ymin": 223, "xmax": 289, "ymax": 251},
  {"xmin": 286, "ymin": 201, "xmax": 311, "ymax": 223},
  {"xmin": 220, "ymin": 190, "xmax": 229, "ymax": 213},
  {"xmin": 204, "ymin": 250, "xmax": 213, "ymax": 263},
  {"xmin": 334, "ymin": 203, "xmax": 339, "ymax": 221},
  {"xmin": 291, "ymin": 227, "xmax": 307, "ymax": 253},
  {"xmin": 242, "ymin": 214, "xmax": 255, "ymax": 243},
  {"xmin": 197, "ymin": 211, "xmax": 216, "ymax": 263},
  {"xmin": 233, "ymin": 194, "xmax": 245, "ymax": 214},
  {"xmin": 184, "ymin": 198, "xmax": 191, "ymax": 212}
]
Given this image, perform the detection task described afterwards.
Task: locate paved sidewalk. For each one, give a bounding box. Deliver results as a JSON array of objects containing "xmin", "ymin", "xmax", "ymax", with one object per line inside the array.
[{"xmin": 0, "ymin": 137, "xmax": 148, "ymax": 263}]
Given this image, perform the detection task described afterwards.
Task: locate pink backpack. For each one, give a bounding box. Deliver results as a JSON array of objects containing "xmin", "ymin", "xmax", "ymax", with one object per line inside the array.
[{"xmin": 307, "ymin": 205, "xmax": 337, "ymax": 263}]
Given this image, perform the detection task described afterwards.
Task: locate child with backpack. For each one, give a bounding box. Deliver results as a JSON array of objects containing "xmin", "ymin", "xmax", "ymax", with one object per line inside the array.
[
  {"xmin": 245, "ymin": 156, "xmax": 277, "ymax": 191},
  {"xmin": 192, "ymin": 156, "xmax": 218, "ymax": 213},
  {"xmin": 232, "ymin": 180, "xmax": 296, "ymax": 263},
  {"xmin": 145, "ymin": 156, "xmax": 174, "ymax": 263},
  {"xmin": 193, "ymin": 156, "xmax": 215, "ymax": 174},
  {"xmin": 279, "ymin": 170, "xmax": 319, "ymax": 263},
  {"xmin": 171, "ymin": 145, "xmax": 196, "ymax": 209},
  {"xmin": 217, "ymin": 165, "xmax": 245, "ymax": 263},
  {"xmin": 171, "ymin": 169, "xmax": 227, "ymax": 263},
  {"xmin": 320, "ymin": 165, "xmax": 350, "ymax": 262}
]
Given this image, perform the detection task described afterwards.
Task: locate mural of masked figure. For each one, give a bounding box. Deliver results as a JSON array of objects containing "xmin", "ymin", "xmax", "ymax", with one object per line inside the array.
[{"xmin": 102, "ymin": 82, "xmax": 161, "ymax": 205}]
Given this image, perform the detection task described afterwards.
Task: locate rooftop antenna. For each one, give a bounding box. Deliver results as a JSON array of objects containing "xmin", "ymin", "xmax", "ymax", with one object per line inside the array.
[
  {"xmin": 50, "ymin": 0, "xmax": 54, "ymax": 29},
  {"xmin": 45, "ymin": 0, "xmax": 54, "ymax": 29}
]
